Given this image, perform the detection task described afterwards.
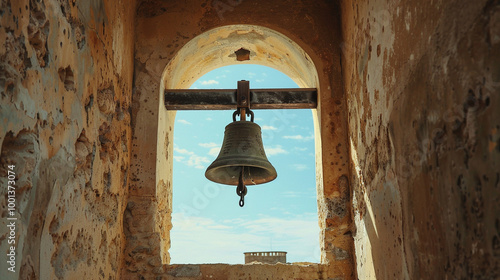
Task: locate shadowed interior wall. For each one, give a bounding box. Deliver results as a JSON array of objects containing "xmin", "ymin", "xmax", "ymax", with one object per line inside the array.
[{"xmin": 341, "ymin": 0, "xmax": 500, "ymax": 278}]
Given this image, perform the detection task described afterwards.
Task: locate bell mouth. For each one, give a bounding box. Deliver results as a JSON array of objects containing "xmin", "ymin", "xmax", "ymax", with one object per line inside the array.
[{"xmin": 205, "ymin": 162, "xmax": 277, "ymax": 186}]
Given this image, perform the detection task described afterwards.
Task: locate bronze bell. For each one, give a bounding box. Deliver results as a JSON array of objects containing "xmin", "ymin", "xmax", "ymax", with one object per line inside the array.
[
  {"xmin": 205, "ymin": 120, "xmax": 277, "ymax": 185},
  {"xmin": 205, "ymin": 119, "xmax": 277, "ymax": 206},
  {"xmin": 205, "ymin": 80, "xmax": 277, "ymax": 207}
]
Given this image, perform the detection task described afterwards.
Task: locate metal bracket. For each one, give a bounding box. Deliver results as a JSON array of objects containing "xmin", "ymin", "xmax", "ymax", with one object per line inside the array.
[
  {"xmin": 237, "ymin": 80, "xmax": 250, "ymax": 110},
  {"xmin": 236, "ymin": 80, "xmax": 250, "ymax": 121}
]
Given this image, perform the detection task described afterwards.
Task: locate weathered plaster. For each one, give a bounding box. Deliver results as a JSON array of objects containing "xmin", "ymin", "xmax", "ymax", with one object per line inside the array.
[
  {"xmin": 1, "ymin": 0, "xmax": 498, "ymax": 279},
  {"xmin": 0, "ymin": 0, "xmax": 136, "ymax": 279}
]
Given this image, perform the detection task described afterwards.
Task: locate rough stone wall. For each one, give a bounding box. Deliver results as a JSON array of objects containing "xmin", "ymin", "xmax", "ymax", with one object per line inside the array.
[
  {"xmin": 4, "ymin": 0, "xmax": 496, "ymax": 279},
  {"xmin": 125, "ymin": 0, "xmax": 354, "ymax": 279},
  {"xmin": 341, "ymin": 0, "xmax": 500, "ymax": 278},
  {"xmin": 0, "ymin": 0, "xmax": 135, "ymax": 279},
  {"xmin": 160, "ymin": 263, "xmax": 330, "ymax": 280}
]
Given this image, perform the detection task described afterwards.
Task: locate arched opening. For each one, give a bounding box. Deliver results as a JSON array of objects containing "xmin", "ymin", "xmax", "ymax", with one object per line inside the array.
[
  {"xmin": 158, "ymin": 24, "xmax": 323, "ymax": 264},
  {"xmin": 170, "ymin": 64, "xmax": 319, "ymax": 264}
]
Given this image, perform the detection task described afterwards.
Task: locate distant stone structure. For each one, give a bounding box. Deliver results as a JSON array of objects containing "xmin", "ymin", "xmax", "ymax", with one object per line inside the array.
[{"xmin": 244, "ymin": 251, "xmax": 287, "ymax": 264}]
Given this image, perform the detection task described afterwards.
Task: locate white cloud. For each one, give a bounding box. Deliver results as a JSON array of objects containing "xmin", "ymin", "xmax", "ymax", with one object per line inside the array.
[
  {"xmin": 169, "ymin": 213, "xmax": 320, "ymax": 264},
  {"xmin": 170, "ymin": 214, "xmax": 267, "ymax": 264},
  {"xmin": 256, "ymin": 79, "xmax": 265, "ymax": 83},
  {"xmin": 177, "ymin": 119, "xmax": 192, "ymax": 125},
  {"xmin": 173, "ymin": 156, "xmax": 185, "ymax": 162},
  {"xmin": 283, "ymin": 135, "xmax": 303, "ymax": 140},
  {"xmin": 247, "ymin": 72, "xmax": 256, "ymax": 77},
  {"xmin": 186, "ymin": 155, "xmax": 210, "ymax": 169},
  {"xmin": 174, "ymin": 147, "xmax": 192, "ymax": 155},
  {"xmin": 261, "ymin": 125, "xmax": 277, "ymax": 131},
  {"xmin": 264, "ymin": 145, "xmax": 288, "ymax": 156},
  {"xmin": 292, "ymin": 164, "xmax": 308, "ymax": 171},
  {"xmin": 199, "ymin": 142, "xmax": 218, "ymax": 148},
  {"xmin": 206, "ymin": 117, "xmax": 213, "ymax": 121},
  {"xmin": 174, "ymin": 146, "xmax": 210, "ymax": 169},
  {"xmin": 200, "ymin": 79, "xmax": 219, "ymax": 85},
  {"xmin": 208, "ymin": 147, "xmax": 221, "ymax": 156},
  {"xmin": 282, "ymin": 191, "xmax": 301, "ymax": 198},
  {"xmin": 238, "ymin": 215, "xmax": 318, "ymax": 238},
  {"xmin": 283, "ymin": 134, "xmax": 314, "ymax": 141},
  {"xmin": 198, "ymin": 143, "xmax": 221, "ymax": 157}
]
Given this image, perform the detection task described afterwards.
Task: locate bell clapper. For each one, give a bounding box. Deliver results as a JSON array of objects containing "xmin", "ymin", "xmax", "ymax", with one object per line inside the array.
[{"xmin": 237, "ymin": 166, "xmax": 248, "ymax": 207}]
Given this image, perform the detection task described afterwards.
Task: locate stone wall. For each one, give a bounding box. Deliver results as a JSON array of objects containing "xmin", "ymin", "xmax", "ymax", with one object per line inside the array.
[
  {"xmin": 341, "ymin": 0, "xmax": 500, "ymax": 278},
  {"xmin": 0, "ymin": 0, "xmax": 135, "ymax": 279},
  {"xmin": 2, "ymin": 0, "xmax": 499, "ymax": 279},
  {"xmin": 125, "ymin": 0, "xmax": 354, "ymax": 279}
]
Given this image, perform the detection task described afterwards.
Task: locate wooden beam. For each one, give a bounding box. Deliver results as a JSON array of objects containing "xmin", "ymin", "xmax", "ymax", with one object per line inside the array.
[{"xmin": 164, "ymin": 88, "xmax": 317, "ymax": 110}]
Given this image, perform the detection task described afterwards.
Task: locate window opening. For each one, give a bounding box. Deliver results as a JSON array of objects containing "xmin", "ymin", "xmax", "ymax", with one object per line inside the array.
[{"xmin": 170, "ymin": 64, "xmax": 319, "ymax": 264}]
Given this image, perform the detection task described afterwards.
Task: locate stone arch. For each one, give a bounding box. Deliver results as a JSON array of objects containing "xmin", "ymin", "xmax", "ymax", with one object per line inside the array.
[
  {"xmin": 156, "ymin": 24, "xmax": 323, "ymax": 260},
  {"xmin": 127, "ymin": 5, "xmax": 353, "ymax": 276},
  {"xmin": 160, "ymin": 24, "xmax": 319, "ymax": 89}
]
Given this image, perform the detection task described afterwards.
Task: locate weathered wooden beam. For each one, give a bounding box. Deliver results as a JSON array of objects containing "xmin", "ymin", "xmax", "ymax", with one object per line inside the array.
[
  {"xmin": 250, "ymin": 88, "xmax": 317, "ymax": 109},
  {"xmin": 164, "ymin": 88, "xmax": 317, "ymax": 110}
]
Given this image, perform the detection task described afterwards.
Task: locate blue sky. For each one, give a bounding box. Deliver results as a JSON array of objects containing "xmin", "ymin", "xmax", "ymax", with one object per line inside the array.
[{"xmin": 170, "ymin": 64, "xmax": 319, "ymax": 264}]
